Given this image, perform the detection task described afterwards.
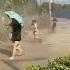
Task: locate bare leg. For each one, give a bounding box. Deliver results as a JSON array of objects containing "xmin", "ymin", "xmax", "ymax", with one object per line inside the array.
[
  {"xmin": 9, "ymin": 41, "xmax": 19, "ymax": 60},
  {"xmin": 16, "ymin": 43, "xmax": 23, "ymax": 55},
  {"xmin": 52, "ymin": 26, "xmax": 54, "ymax": 32},
  {"xmin": 33, "ymin": 32, "xmax": 36, "ymax": 41}
]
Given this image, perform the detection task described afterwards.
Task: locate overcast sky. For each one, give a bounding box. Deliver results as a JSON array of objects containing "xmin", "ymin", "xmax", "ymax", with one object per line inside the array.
[{"xmin": 36, "ymin": 0, "xmax": 70, "ymax": 5}]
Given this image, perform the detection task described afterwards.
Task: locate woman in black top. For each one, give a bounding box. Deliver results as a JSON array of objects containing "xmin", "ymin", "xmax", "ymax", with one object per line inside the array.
[
  {"xmin": 9, "ymin": 18, "xmax": 23, "ymax": 60},
  {"xmin": 11, "ymin": 18, "xmax": 21, "ymax": 41}
]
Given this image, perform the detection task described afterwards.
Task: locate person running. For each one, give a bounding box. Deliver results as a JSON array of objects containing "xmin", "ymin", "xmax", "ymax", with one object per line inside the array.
[
  {"xmin": 31, "ymin": 19, "xmax": 38, "ymax": 40},
  {"xmin": 52, "ymin": 17, "xmax": 57, "ymax": 32},
  {"xmin": 9, "ymin": 18, "xmax": 23, "ymax": 60}
]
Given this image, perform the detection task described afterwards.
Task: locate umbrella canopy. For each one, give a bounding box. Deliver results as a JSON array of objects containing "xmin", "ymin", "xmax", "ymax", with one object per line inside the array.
[{"xmin": 4, "ymin": 11, "xmax": 25, "ymax": 26}]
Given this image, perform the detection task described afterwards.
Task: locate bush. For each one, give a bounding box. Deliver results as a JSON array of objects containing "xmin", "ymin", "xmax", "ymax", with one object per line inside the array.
[
  {"xmin": 23, "ymin": 65, "xmax": 46, "ymax": 70},
  {"xmin": 47, "ymin": 56, "xmax": 70, "ymax": 70},
  {"xmin": 23, "ymin": 56, "xmax": 70, "ymax": 70}
]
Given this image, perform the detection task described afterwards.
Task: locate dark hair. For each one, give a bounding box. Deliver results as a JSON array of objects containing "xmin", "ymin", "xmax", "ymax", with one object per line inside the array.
[
  {"xmin": 12, "ymin": 18, "xmax": 19, "ymax": 24},
  {"xmin": 32, "ymin": 19, "xmax": 36, "ymax": 23},
  {"xmin": 53, "ymin": 17, "xmax": 57, "ymax": 22},
  {"xmin": 32, "ymin": 19, "xmax": 37, "ymax": 25}
]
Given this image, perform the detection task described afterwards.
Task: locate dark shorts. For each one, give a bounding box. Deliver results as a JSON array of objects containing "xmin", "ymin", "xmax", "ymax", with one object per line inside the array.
[
  {"xmin": 11, "ymin": 31, "xmax": 21, "ymax": 42},
  {"xmin": 52, "ymin": 23, "xmax": 56, "ymax": 28}
]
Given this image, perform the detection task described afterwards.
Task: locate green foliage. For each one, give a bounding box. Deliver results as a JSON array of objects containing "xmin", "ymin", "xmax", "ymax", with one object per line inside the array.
[
  {"xmin": 47, "ymin": 56, "xmax": 70, "ymax": 70},
  {"xmin": 23, "ymin": 65, "xmax": 48, "ymax": 70},
  {"xmin": 23, "ymin": 56, "xmax": 70, "ymax": 70},
  {"xmin": 24, "ymin": 65, "xmax": 42, "ymax": 70}
]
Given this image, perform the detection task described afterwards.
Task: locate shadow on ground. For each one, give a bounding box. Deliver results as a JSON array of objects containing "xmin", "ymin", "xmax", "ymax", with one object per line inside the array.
[
  {"xmin": 1, "ymin": 57, "xmax": 47, "ymax": 70},
  {"xmin": 2, "ymin": 60, "xmax": 20, "ymax": 70},
  {"xmin": 0, "ymin": 48, "xmax": 12, "ymax": 57}
]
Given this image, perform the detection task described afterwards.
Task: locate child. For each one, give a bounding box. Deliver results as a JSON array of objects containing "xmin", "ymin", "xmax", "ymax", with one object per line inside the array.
[{"xmin": 31, "ymin": 19, "xmax": 38, "ymax": 40}]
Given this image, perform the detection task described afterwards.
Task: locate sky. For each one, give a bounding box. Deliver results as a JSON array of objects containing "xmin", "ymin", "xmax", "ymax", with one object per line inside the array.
[{"xmin": 36, "ymin": 0, "xmax": 70, "ymax": 5}]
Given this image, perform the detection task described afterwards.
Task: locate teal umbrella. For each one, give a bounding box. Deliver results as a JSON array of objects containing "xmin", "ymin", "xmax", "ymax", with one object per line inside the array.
[{"xmin": 4, "ymin": 11, "xmax": 25, "ymax": 26}]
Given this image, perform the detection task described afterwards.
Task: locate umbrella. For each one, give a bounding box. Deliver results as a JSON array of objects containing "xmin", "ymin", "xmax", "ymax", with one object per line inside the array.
[{"xmin": 4, "ymin": 11, "xmax": 25, "ymax": 26}]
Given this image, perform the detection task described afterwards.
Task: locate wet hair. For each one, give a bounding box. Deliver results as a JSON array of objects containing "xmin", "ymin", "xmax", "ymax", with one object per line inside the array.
[
  {"xmin": 12, "ymin": 18, "xmax": 19, "ymax": 24},
  {"xmin": 53, "ymin": 17, "xmax": 57, "ymax": 22},
  {"xmin": 32, "ymin": 19, "xmax": 37, "ymax": 25},
  {"xmin": 32, "ymin": 19, "xmax": 36, "ymax": 23}
]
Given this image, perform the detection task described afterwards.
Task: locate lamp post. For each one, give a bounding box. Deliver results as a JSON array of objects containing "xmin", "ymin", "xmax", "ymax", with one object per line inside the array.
[
  {"xmin": 40, "ymin": 0, "xmax": 41, "ymax": 5},
  {"xmin": 49, "ymin": 0, "xmax": 52, "ymax": 24}
]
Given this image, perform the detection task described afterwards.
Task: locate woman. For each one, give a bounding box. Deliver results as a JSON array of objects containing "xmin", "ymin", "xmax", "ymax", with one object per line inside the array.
[
  {"xmin": 9, "ymin": 18, "xmax": 23, "ymax": 60},
  {"xmin": 52, "ymin": 17, "xmax": 57, "ymax": 32}
]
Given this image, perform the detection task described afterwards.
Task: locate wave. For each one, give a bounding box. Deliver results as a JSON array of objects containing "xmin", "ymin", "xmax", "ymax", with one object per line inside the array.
[{"xmin": 52, "ymin": 11, "xmax": 70, "ymax": 18}]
